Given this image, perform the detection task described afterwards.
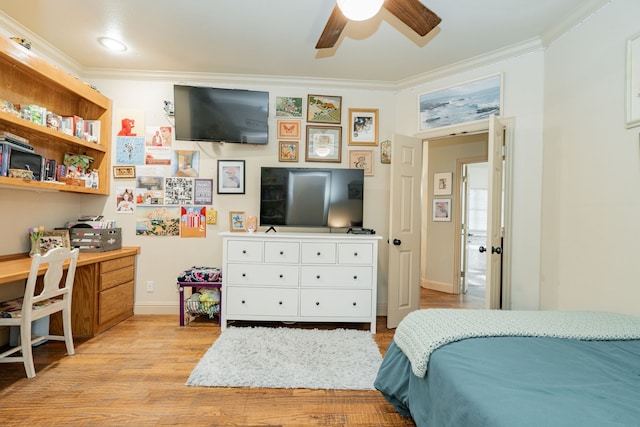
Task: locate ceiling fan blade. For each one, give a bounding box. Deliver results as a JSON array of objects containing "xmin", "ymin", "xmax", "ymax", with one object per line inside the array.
[
  {"xmin": 383, "ymin": 0, "xmax": 441, "ymax": 37},
  {"xmin": 316, "ymin": 5, "xmax": 348, "ymax": 49}
]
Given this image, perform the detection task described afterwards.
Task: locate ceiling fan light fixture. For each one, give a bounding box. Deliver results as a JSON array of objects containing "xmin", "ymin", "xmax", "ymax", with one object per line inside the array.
[{"xmin": 336, "ymin": 0, "xmax": 385, "ymax": 21}]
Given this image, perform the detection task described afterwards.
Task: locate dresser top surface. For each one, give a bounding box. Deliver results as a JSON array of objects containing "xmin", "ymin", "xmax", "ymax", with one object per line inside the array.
[{"xmin": 219, "ymin": 231, "xmax": 382, "ymax": 241}]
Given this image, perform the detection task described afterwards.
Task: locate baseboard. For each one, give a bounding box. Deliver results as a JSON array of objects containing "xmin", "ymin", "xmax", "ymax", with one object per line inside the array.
[
  {"xmin": 422, "ymin": 279, "xmax": 455, "ymax": 294},
  {"xmin": 134, "ymin": 303, "xmax": 178, "ymax": 315}
]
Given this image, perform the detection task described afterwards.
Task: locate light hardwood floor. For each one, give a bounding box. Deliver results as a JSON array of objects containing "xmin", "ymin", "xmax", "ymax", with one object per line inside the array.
[{"xmin": 0, "ymin": 289, "xmax": 481, "ymax": 426}]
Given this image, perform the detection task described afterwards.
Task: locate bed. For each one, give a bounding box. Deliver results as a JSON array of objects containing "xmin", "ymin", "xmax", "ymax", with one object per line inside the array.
[{"xmin": 374, "ymin": 309, "xmax": 640, "ymax": 427}]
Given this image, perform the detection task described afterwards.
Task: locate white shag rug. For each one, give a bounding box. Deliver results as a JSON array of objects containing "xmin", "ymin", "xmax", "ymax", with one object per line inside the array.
[{"xmin": 186, "ymin": 326, "xmax": 382, "ymax": 390}]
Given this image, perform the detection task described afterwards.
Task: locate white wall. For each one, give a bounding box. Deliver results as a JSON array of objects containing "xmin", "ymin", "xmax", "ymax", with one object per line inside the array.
[
  {"xmin": 540, "ymin": 0, "xmax": 640, "ymax": 315},
  {"xmin": 76, "ymin": 77, "xmax": 396, "ymax": 314},
  {"xmin": 395, "ymin": 51, "xmax": 545, "ymax": 310},
  {"xmin": 7, "ymin": 1, "xmax": 640, "ymax": 317}
]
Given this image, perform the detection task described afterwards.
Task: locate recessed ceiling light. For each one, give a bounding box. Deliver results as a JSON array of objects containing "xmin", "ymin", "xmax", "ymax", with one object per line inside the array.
[{"xmin": 98, "ymin": 37, "xmax": 127, "ymax": 52}]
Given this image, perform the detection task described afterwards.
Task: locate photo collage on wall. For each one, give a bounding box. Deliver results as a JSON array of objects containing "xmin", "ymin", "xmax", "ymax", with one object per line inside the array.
[
  {"xmin": 275, "ymin": 95, "xmax": 383, "ymax": 175},
  {"xmin": 113, "ymin": 109, "xmax": 212, "ymax": 238}
]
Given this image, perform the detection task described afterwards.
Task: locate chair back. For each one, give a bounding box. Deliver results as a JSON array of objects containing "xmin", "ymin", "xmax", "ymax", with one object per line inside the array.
[{"xmin": 23, "ymin": 247, "xmax": 79, "ymax": 321}]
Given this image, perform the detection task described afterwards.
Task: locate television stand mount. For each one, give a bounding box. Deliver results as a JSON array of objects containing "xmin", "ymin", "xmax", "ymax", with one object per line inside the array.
[{"xmin": 265, "ymin": 226, "xmax": 277, "ymax": 233}]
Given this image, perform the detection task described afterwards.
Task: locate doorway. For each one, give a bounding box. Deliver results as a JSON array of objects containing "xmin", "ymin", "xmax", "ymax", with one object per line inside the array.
[
  {"xmin": 387, "ymin": 116, "xmax": 509, "ymax": 328},
  {"xmin": 421, "ymin": 133, "xmax": 488, "ymax": 297},
  {"xmin": 459, "ymin": 162, "xmax": 488, "ymax": 302}
]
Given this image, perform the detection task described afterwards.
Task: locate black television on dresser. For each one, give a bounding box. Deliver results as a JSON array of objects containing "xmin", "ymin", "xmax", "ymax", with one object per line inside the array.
[{"xmin": 259, "ymin": 167, "xmax": 364, "ymax": 229}]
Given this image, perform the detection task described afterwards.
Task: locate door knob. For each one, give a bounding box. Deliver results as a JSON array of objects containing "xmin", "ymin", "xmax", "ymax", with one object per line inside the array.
[
  {"xmin": 491, "ymin": 246, "xmax": 502, "ymax": 255},
  {"xmin": 479, "ymin": 246, "xmax": 486, "ymax": 253},
  {"xmin": 393, "ymin": 239, "xmax": 401, "ymax": 246}
]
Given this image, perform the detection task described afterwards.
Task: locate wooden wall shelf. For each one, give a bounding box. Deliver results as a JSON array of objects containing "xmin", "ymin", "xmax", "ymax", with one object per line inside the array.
[{"xmin": 0, "ymin": 35, "xmax": 112, "ymax": 195}]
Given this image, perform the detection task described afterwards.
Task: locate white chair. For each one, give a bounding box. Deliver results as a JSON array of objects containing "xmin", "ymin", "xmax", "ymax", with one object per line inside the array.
[{"xmin": 0, "ymin": 247, "xmax": 79, "ymax": 378}]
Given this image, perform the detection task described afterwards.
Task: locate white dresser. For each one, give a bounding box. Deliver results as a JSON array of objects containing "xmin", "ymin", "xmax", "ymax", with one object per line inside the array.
[{"xmin": 220, "ymin": 232, "xmax": 381, "ymax": 333}]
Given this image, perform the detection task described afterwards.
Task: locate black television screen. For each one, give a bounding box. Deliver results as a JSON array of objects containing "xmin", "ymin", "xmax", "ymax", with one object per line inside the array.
[
  {"xmin": 173, "ymin": 84, "xmax": 269, "ymax": 144},
  {"xmin": 260, "ymin": 167, "xmax": 364, "ymax": 229}
]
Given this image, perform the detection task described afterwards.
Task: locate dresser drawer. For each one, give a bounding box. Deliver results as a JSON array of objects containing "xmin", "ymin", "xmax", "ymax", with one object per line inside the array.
[
  {"xmin": 264, "ymin": 242, "xmax": 300, "ymax": 263},
  {"xmin": 300, "ymin": 266, "xmax": 372, "ymax": 288},
  {"xmin": 301, "ymin": 242, "xmax": 336, "ymax": 264},
  {"xmin": 338, "ymin": 243, "xmax": 373, "ymax": 264},
  {"xmin": 227, "ymin": 240, "xmax": 263, "ymax": 262},
  {"xmin": 226, "ymin": 263, "xmax": 299, "ymax": 286},
  {"xmin": 100, "ymin": 264, "xmax": 135, "ymax": 291},
  {"xmin": 226, "ymin": 287, "xmax": 298, "ymax": 316},
  {"xmin": 300, "ymin": 289, "xmax": 372, "ymax": 317}
]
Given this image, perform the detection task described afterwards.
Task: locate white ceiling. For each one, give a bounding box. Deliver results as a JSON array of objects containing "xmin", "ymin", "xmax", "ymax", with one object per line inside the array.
[{"xmin": 0, "ymin": 0, "xmax": 610, "ymax": 83}]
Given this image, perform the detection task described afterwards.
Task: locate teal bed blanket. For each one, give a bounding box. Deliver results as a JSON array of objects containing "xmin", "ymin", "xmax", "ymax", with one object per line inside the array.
[{"xmin": 375, "ymin": 310, "xmax": 640, "ymax": 427}]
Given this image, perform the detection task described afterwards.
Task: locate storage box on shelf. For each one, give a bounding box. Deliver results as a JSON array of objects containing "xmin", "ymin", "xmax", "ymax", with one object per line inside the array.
[
  {"xmin": 70, "ymin": 228, "xmax": 122, "ymax": 252},
  {"xmin": 0, "ymin": 35, "xmax": 112, "ymax": 195}
]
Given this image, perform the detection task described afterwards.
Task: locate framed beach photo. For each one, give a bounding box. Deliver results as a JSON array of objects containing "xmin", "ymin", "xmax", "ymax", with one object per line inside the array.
[
  {"xmin": 217, "ymin": 160, "xmax": 245, "ymax": 194},
  {"xmin": 277, "ymin": 120, "xmax": 301, "ymax": 139},
  {"xmin": 279, "ymin": 141, "xmax": 299, "ymax": 162},
  {"xmin": 433, "ymin": 199, "xmax": 452, "ymax": 222},
  {"xmin": 347, "ymin": 108, "xmax": 378, "ymax": 146},
  {"xmin": 307, "ymin": 94, "xmax": 342, "ymax": 124},
  {"xmin": 31, "ymin": 230, "xmax": 71, "ymax": 256},
  {"xmin": 229, "ymin": 211, "xmax": 247, "ymax": 232},
  {"xmin": 113, "ymin": 165, "xmax": 136, "ymax": 179},
  {"xmin": 419, "ymin": 74, "xmax": 502, "ymax": 131},
  {"xmin": 306, "ymin": 126, "xmax": 342, "ymax": 163}
]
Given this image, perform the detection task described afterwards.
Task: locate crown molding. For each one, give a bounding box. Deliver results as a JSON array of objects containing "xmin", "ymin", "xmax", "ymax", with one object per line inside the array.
[
  {"xmin": 0, "ymin": 11, "xmax": 84, "ymax": 77},
  {"xmin": 0, "ymin": 1, "xmax": 611, "ymax": 93},
  {"xmin": 81, "ymin": 68, "xmax": 397, "ymax": 92},
  {"xmin": 395, "ymin": 38, "xmax": 544, "ymax": 91},
  {"xmin": 540, "ymin": 0, "xmax": 612, "ymax": 46}
]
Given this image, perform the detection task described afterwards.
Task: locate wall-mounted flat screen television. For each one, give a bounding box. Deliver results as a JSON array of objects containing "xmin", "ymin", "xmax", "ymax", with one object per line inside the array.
[
  {"xmin": 173, "ymin": 84, "xmax": 269, "ymax": 144},
  {"xmin": 260, "ymin": 167, "xmax": 364, "ymax": 229}
]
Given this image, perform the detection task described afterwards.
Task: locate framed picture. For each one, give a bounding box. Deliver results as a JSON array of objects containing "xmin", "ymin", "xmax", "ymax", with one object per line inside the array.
[
  {"xmin": 419, "ymin": 74, "xmax": 502, "ymax": 131},
  {"xmin": 113, "ymin": 165, "xmax": 136, "ymax": 179},
  {"xmin": 626, "ymin": 33, "xmax": 640, "ymax": 128},
  {"xmin": 194, "ymin": 178, "xmax": 213, "ymax": 205},
  {"xmin": 349, "ymin": 150, "xmax": 374, "ymax": 176},
  {"xmin": 380, "ymin": 139, "xmax": 391, "ymax": 164},
  {"xmin": 433, "ymin": 199, "xmax": 452, "ymax": 222},
  {"xmin": 279, "ymin": 141, "xmax": 299, "ymax": 162},
  {"xmin": 433, "ymin": 172, "xmax": 453, "ymax": 195},
  {"xmin": 306, "ymin": 126, "xmax": 342, "ymax": 163},
  {"xmin": 30, "ymin": 230, "xmax": 71, "ymax": 256},
  {"xmin": 347, "ymin": 108, "xmax": 378, "ymax": 146},
  {"xmin": 217, "ymin": 160, "xmax": 245, "ymax": 194},
  {"xmin": 307, "ymin": 94, "xmax": 342, "ymax": 124},
  {"xmin": 275, "ymin": 97, "xmax": 303, "ymax": 117},
  {"xmin": 229, "ymin": 211, "xmax": 246, "ymax": 232},
  {"xmin": 277, "ymin": 120, "xmax": 301, "ymax": 139}
]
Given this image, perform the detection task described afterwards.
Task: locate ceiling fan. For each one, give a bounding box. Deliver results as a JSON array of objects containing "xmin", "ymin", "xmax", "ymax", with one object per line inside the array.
[{"xmin": 316, "ymin": 0, "xmax": 441, "ymax": 49}]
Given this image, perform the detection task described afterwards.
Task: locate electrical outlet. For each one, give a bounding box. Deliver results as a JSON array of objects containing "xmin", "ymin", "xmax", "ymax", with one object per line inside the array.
[{"xmin": 146, "ymin": 280, "xmax": 154, "ymax": 292}]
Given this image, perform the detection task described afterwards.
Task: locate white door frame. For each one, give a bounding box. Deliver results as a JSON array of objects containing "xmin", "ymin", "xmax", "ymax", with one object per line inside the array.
[{"xmin": 416, "ymin": 117, "xmax": 514, "ymax": 309}]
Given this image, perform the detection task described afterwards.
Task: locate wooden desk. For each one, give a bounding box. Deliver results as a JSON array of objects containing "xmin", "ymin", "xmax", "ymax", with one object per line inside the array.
[{"xmin": 0, "ymin": 247, "xmax": 141, "ymax": 337}]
